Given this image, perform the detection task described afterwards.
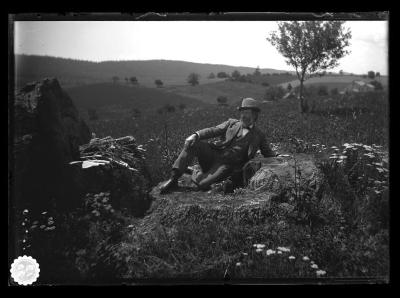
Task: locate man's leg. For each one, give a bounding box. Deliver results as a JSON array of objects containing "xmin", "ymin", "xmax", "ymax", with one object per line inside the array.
[
  {"xmin": 195, "ymin": 163, "xmax": 234, "ymax": 191},
  {"xmin": 172, "ymin": 141, "xmax": 217, "ymax": 177},
  {"xmin": 160, "ymin": 141, "xmax": 217, "ymax": 194}
]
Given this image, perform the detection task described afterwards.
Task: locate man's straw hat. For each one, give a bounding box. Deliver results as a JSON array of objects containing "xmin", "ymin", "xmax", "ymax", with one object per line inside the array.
[{"xmin": 237, "ymin": 97, "xmax": 260, "ymax": 112}]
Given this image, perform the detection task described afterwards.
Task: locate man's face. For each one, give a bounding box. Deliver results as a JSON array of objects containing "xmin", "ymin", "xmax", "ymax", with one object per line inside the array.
[{"xmin": 240, "ymin": 109, "xmax": 257, "ymax": 127}]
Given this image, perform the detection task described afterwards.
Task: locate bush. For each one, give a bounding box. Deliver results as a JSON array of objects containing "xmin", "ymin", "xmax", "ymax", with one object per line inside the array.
[
  {"xmin": 231, "ymin": 70, "xmax": 241, "ymax": 81},
  {"xmin": 217, "ymin": 72, "xmax": 229, "ymax": 78},
  {"xmin": 217, "ymin": 96, "xmax": 228, "ymax": 105},
  {"xmin": 370, "ymin": 80, "xmax": 383, "ymax": 91},
  {"xmin": 154, "ymin": 79, "xmax": 163, "ymax": 88}
]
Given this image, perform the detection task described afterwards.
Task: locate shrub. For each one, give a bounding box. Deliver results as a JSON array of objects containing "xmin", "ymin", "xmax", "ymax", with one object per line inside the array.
[
  {"xmin": 155, "ymin": 79, "xmax": 163, "ymax": 88},
  {"xmin": 217, "ymin": 72, "xmax": 229, "ymax": 78},
  {"xmin": 217, "ymin": 96, "xmax": 228, "ymax": 105},
  {"xmin": 370, "ymin": 80, "xmax": 383, "ymax": 91}
]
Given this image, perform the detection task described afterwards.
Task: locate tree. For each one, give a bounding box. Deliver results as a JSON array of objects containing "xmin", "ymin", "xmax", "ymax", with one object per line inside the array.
[
  {"xmin": 267, "ymin": 21, "xmax": 351, "ymax": 113},
  {"xmin": 187, "ymin": 73, "xmax": 200, "ymax": 86},
  {"xmin": 254, "ymin": 66, "xmax": 261, "ymax": 76},
  {"xmin": 231, "ymin": 70, "xmax": 241, "ymax": 81},
  {"xmin": 155, "ymin": 79, "xmax": 163, "ymax": 88},
  {"xmin": 339, "ymin": 70, "xmax": 344, "ymax": 76},
  {"xmin": 178, "ymin": 103, "xmax": 186, "ymax": 110},
  {"xmin": 368, "ymin": 71, "xmax": 376, "ymax": 79},
  {"xmin": 208, "ymin": 72, "xmax": 216, "ymax": 79},
  {"xmin": 287, "ymin": 83, "xmax": 293, "ymax": 92},
  {"xmin": 112, "ymin": 76, "xmax": 120, "ymax": 84},
  {"xmin": 217, "ymin": 72, "xmax": 229, "ymax": 78},
  {"xmin": 376, "ymin": 72, "xmax": 381, "ymax": 78},
  {"xmin": 130, "ymin": 76, "xmax": 138, "ymax": 85}
]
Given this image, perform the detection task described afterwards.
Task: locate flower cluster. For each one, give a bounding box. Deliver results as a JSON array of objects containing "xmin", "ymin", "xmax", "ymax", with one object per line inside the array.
[
  {"xmin": 250, "ymin": 244, "xmax": 327, "ymax": 277},
  {"xmin": 84, "ymin": 192, "xmax": 115, "ymax": 218}
]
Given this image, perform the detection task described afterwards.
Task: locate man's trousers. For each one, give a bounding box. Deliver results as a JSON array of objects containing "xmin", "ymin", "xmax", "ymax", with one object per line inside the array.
[{"xmin": 172, "ymin": 141, "xmax": 238, "ymax": 190}]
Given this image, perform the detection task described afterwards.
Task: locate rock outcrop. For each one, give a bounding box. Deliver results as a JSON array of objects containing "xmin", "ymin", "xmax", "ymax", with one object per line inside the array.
[
  {"xmin": 12, "ymin": 78, "xmax": 91, "ymax": 214},
  {"xmin": 144, "ymin": 154, "xmax": 323, "ymax": 231},
  {"xmin": 69, "ymin": 136, "xmax": 152, "ymax": 216}
]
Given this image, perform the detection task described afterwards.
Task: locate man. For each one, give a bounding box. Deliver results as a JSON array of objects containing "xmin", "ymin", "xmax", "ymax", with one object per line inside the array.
[{"xmin": 159, "ymin": 97, "xmax": 277, "ymax": 194}]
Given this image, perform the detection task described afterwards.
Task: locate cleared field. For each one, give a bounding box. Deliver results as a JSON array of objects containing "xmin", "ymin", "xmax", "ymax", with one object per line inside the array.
[
  {"xmin": 163, "ymin": 80, "xmax": 268, "ymax": 105},
  {"xmin": 279, "ymin": 75, "xmax": 388, "ymax": 91}
]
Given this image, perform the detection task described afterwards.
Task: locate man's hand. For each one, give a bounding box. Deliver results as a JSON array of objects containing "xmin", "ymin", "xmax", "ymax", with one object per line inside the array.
[{"xmin": 184, "ymin": 133, "xmax": 198, "ymax": 148}]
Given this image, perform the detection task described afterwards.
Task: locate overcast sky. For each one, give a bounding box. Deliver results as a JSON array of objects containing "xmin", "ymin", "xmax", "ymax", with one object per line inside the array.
[{"xmin": 14, "ymin": 20, "xmax": 388, "ymax": 75}]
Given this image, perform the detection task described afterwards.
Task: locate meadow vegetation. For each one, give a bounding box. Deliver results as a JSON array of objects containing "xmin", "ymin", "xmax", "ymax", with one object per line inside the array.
[{"xmin": 16, "ymin": 87, "xmax": 389, "ymax": 283}]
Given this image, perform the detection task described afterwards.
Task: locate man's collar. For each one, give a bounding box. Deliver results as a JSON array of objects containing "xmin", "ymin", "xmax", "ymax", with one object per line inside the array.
[{"xmin": 243, "ymin": 123, "xmax": 254, "ymax": 129}]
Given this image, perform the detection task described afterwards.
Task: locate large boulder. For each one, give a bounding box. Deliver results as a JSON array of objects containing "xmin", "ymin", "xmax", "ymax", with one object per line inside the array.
[
  {"xmin": 12, "ymin": 78, "xmax": 91, "ymax": 215},
  {"xmin": 143, "ymin": 154, "xmax": 323, "ymax": 230},
  {"xmin": 69, "ymin": 136, "xmax": 152, "ymax": 216},
  {"xmin": 248, "ymin": 154, "xmax": 322, "ymax": 193}
]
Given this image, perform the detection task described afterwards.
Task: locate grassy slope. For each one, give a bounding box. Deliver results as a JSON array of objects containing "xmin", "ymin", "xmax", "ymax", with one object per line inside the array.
[
  {"xmin": 65, "ymin": 83, "xmax": 207, "ymax": 114},
  {"xmin": 279, "ymin": 75, "xmax": 389, "ymax": 91},
  {"xmin": 163, "ymin": 81, "xmax": 269, "ymax": 105},
  {"xmin": 15, "ymin": 54, "xmax": 291, "ymax": 89}
]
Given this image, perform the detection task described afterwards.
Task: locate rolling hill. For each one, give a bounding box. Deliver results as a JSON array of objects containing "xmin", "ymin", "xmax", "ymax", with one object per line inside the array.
[
  {"xmin": 15, "ymin": 54, "xmax": 293, "ymax": 89},
  {"xmin": 65, "ymin": 83, "xmax": 207, "ymax": 117}
]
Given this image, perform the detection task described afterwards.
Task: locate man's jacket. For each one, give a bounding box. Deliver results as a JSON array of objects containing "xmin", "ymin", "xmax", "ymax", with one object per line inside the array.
[{"xmin": 195, "ymin": 118, "xmax": 276, "ymax": 160}]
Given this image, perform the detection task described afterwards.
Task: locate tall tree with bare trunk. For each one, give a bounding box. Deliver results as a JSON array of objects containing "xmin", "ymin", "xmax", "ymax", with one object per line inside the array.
[{"xmin": 267, "ymin": 21, "xmax": 351, "ymax": 113}]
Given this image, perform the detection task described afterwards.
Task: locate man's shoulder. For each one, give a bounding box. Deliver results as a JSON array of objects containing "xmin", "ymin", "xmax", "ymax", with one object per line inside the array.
[{"xmin": 225, "ymin": 118, "xmax": 240, "ymax": 126}]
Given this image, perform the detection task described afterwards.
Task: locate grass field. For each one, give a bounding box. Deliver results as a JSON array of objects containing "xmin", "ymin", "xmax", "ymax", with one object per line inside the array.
[
  {"xmin": 21, "ymin": 90, "xmax": 388, "ymax": 283},
  {"xmin": 279, "ymin": 75, "xmax": 388, "ymax": 92},
  {"xmin": 163, "ymin": 80, "xmax": 269, "ymax": 105}
]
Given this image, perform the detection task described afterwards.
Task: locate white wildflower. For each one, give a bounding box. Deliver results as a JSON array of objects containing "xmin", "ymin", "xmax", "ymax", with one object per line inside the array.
[
  {"xmin": 302, "ymin": 256, "xmax": 310, "ymax": 261},
  {"xmin": 266, "ymin": 249, "xmax": 276, "ymax": 256},
  {"xmin": 288, "ymin": 256, "xmax": 296, "ymax": 260},
  {"xmin": 277, "ymin": 247, "xmax": 290, "ymax": 252},
  {"xmin": 316, "ymin": 270, "xmax": 326, "ymax": 277},
  {"xmin": 311, "ymin": 264, "xmax": 319, "ymax": 269}
]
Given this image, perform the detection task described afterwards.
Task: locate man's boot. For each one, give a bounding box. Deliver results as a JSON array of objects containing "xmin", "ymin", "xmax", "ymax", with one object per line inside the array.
[{"xmin": 159, "ymin": 169, "xmax": 181, "ymax": 194}]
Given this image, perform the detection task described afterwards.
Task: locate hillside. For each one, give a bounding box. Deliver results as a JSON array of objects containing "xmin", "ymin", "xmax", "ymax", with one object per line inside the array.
[
  {"xmin": 279, "ymin": 75, "xmax": 388, "ymax": 91},
  {"xmin": 65, "ymin": 83, "xmax": 207, "ymax": 118},
  {"xmin": 15, "ymin": 54, "xmax": 292, "ymax": 89},
  {"xmin": 163, "ymin": 81, "xmax": 269, "ymax": 105}
]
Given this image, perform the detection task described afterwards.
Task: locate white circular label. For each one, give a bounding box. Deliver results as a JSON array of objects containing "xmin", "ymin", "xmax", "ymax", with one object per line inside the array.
[{"xmin": 10, "ymin": 256, "xmax": 40, "ymax": 286}]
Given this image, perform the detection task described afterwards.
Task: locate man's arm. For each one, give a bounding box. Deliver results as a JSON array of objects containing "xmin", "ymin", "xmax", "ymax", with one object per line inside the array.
[
  {"xmin": 194, "ymin": 118, "xmax": 237, "ymax": 140},
  {"xmin": 259, "ymin": 132, "xmax": 276, "ymax": 157}
]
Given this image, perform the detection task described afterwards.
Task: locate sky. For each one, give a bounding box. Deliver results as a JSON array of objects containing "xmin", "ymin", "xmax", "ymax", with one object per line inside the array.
[{"xmin": 14, "ymin": 20, "xmax": 388, "ymax": 75}]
